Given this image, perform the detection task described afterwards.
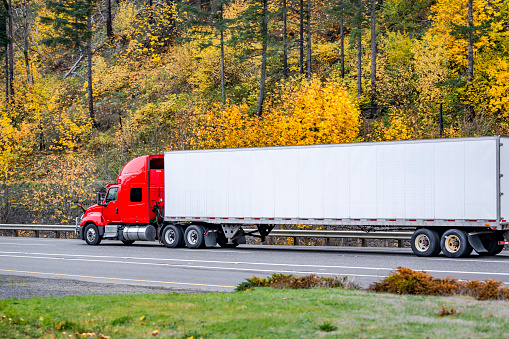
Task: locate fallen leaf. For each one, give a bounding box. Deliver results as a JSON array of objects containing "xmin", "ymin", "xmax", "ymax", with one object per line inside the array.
[{"xmin": 152, "ymin": 330, "xmax": 159, "ymax": 336}]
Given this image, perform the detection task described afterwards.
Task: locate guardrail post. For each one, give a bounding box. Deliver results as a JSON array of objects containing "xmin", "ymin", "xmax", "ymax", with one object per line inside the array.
[
  {"xmin": 35, "ymin": 230, "xmax": 40, "ymax": 238},
  {"xmin": 292, "ymin": 237, "xmax": 297, "ymax": 245},
  {"xmin": 55, "ymin": 231, "xmax": 61, "ymax": 239},
  {"xmin": 13, "ymin": 230, "xmax": 18, "ymax": 237},
  {"xmin": 397, "ymin": 239, "xmax": 402, "ymax": 247},
  {"xmin": 361, "ymin": 239, "xmax": 367, "ymax": 247}
]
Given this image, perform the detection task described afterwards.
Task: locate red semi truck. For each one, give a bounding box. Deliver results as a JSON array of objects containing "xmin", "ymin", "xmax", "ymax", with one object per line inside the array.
[{"xmin": 76, "ymin": 137, "xmax": 509, "ymax": 258}]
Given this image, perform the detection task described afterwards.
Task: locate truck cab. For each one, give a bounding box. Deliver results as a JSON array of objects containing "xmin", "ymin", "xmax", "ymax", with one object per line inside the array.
[{"xmin": 76, "ymin": 155, "xmax": 165, "ymax": 245}]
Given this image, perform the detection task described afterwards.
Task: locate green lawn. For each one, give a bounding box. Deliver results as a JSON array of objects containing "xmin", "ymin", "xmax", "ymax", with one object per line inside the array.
[{"xmin": 1, "ymin": 288, "xmax": 508, "ymax": 338}]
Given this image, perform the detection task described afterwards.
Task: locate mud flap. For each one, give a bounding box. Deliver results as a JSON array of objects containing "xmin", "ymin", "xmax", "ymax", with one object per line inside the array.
[
  {"xmin": 468, "ymin": 233, "xmax": 488, "ymax": 254},
  {"xmin": 204, "ymin": 230, "xmax": 217, "ymax": 247}
]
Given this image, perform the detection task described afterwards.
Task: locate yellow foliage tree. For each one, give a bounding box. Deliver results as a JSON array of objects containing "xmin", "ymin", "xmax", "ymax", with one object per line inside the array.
[{"xmin": 193, "ymin": 77, "xmax": 361, "ymax": 149}]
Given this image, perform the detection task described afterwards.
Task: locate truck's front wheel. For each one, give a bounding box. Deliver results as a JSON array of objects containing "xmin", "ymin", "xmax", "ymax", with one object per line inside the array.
[
  {"xmin": 162, "ymin": 225, "xmax": 184, "ymax": 248},
  {"xmin": 84, "ymin": 224, "xmax": 102, "ymax": 245}
]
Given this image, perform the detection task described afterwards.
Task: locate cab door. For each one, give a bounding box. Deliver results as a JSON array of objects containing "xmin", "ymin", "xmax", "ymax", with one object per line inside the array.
[{"xmin": 102, "ymin": 187, "xmax": 121, "ymax": 224}]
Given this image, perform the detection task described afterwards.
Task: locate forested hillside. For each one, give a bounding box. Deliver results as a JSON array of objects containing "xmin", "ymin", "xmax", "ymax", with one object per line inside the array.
[{"xmin": 0, "ymin": 0, "xmax": 508, "ymax": 224}]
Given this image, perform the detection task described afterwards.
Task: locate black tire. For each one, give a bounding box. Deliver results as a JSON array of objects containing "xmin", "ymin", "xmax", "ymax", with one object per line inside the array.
[
  {"xmin": 162, "ymin": 225, "xmax": 184, "ymax": 248},
  {"xmin": 184, "ymin": 225, "xmax": 206, "ymax": 249},
  {"xmin": 122, "ymin": 240, "xmax": 135, "ymax": 245},
  {"xmin": 441, "ymin": 229, "xmax": 473, "ymax": 258},
  {"xmin": 216, "ymin": 232, "xmax": 239, "ymax": 248},
  {"xmin": 410, "ymin": 228, "xmax": 441, "ymax": 257},
  {"xmin": 84, "ymin": 224, "xmax": 102, "ymax": 245},
  {"xmin": 477, "ymin": 233, "xmax": 504, "ymax": 256}
]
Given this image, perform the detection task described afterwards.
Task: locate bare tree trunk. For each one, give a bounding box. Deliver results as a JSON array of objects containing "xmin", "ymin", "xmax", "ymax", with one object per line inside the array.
[
  {"xmin": 340, "ymin": 7, "xmax": 344, "ymax": 78},
  {"xmin": 356, "ymin": 0, "xmax": 362, "ymax": 98},
  {"xmin": 256, "ymin": 0, "xmax": 268, "ymax": 117},
  {"xmin": 370, "ymin": 0, "xmax": 376, "ymax": 115},
  {"xmin": 87, "ymin": 9, "xmax": 96, "ymax": 127},
  {"xmin": 7, "ymin": 0, "xmax": 13, "ymax": 99},
  {"xmin": 106, "ymin": 0, "xmax": 112, "ymax": 38},
  {"xmin": 23, "ymin": 0, "xmax": 32, "ymax": 87},
  {"xmin": 283, "ymin": 0, "xmax": 287, "ymax": 77},
  {"xmin": 306, "ymin": 0, "xmax": 311, "ymax": 79},
  {"xmin": 467, "ymin": 0, "xmax": 474, "ymax": 119},
  {"xmin": 220, "ymin": 2, "xmax": 225, "ymax": 104},
  {"xmin": 299, "ymin": 0, "xmax": 304, "ymax": 74}
]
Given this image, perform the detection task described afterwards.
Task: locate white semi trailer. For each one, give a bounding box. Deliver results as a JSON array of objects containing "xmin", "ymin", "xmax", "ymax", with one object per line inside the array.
[
  {"xmin": 77, "ymin": 136, "xmax": 509, "ymax": 258},
  {"xmin": 163, "ymin": 136, "xmax": 509, "ymax": 257}
]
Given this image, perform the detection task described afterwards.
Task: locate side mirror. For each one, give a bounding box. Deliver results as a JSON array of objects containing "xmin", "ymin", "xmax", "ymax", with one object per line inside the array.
[{"xmin": 96, "ymin": 192, "xmax": 103, "ymax": 204}]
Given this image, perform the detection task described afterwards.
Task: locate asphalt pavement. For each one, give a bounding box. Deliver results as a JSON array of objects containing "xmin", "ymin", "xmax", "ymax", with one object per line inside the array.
[{"xmin": 0, "ymin": 236, "xmax": 508, "ymax": 294}]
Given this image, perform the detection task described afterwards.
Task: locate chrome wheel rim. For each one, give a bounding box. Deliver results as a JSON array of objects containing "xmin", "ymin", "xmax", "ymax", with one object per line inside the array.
[
  {"xmin": 165, "ymin": 229, "xmax": 176, "ymax": 244},
  {"xmin": 187, "ymin": 229, "xmax": 198, "ymax": 246},
  {"xmin": 445, "ymin": 235, "xmax": 460, "ymax": 253},
  {"xmin": 415, "ymin": 234, "xmax": 430, "ymax": 252},
  {"xmin": 86, "ymin": 227, "xmax": 96, "ymax": 243}
]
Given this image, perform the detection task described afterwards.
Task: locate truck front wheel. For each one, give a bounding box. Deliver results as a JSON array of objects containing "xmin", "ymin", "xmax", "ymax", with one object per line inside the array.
[
  {"xmin": 84, "ymin": 224, "xmax": 102, "ymax": 245},
  {"xmin": 162, "ymin": 225, "xmax": 184, "ymax": 248},
  {"xmin": 184, "ymin": 225, "xmax": 206, "ymax": 249},
  {"xmin": 411, "ymin": 229, "xmax": 440, "ymax": 257},
  {"xmin": 441, "ymin": 229, "xmax": 472, "ymax": 258}
]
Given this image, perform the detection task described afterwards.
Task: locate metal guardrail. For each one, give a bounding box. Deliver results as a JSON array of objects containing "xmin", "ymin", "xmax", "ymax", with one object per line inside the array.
[{"xmin": 0, "ymin": 224, "xmax": 75, "ymax": 238}]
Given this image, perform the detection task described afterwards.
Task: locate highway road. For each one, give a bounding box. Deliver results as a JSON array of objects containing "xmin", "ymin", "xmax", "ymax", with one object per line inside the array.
[{"xmin": 0, "ymin": 236, "xmax": 508, "ymax": 292}]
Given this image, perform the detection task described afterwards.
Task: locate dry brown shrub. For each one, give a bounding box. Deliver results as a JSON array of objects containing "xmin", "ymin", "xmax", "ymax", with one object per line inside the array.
[
  {"xmin": 438, "ymin": 304, "xmax": 462, "ymax": 316},
  {"xmin": 370, "ymin": 267, "xmax": 509, "ymax": 301},
  {"xmin": 235, "ymin": 274, "xmax": 359, "ymax": 291}
]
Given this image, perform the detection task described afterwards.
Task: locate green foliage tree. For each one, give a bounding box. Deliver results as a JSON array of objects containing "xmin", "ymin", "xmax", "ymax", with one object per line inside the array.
[{"xmin": 41, "ymin": 0, "xmax": 97, "ymax": 127}]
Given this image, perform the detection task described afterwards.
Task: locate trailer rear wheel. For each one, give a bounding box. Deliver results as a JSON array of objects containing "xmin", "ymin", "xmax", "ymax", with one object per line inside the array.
[
  {"xmin": 477, "ymin": 233, "xmax": 504, "ymax": 256},
  {"xmin": 441, "ymin": 229, "xmax": 472, "ymax": 258},
  {"xmin": 184, "ymin": 225, "xmax": 206, "ymax": 249},
  {"xmin": 84, "ymin": 224, "xmax": 101, "ymax": 245},
  {"xmin": 162, "ymin": 225, "xmax": 184, "ymax": 248},
  {"xmin": 411, "ymin": 229, "xmax": 440, "ymax": 257}
]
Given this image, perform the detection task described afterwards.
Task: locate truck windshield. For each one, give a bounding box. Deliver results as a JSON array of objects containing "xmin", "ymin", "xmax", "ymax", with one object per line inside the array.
[{"xmin": 105, "ymin": 188, "xmax": 119, "ymax": 203}]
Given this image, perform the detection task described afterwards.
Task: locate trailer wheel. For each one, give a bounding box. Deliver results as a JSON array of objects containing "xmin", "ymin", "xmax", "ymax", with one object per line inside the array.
[
  {"xmin": 411, "ymin": 229, "xmax": 440, "ymax": 257},
  {"xmin": 441, "ymin": 229, "xmax": 472, "ymax": 258},
  {"xmin": 477, "ymin": 233, "xmax": 504, "ymax": 256},
  {"xmin": 184, "ymin": 225, "xmax": 206, "ymax": 249},
  {"xmin": 162, "ymin": 225, "xmax": 184, "ymax": 248},
  {"xmin": 84, "ymin": 224, "xmax": 102, "ymax": 245}
]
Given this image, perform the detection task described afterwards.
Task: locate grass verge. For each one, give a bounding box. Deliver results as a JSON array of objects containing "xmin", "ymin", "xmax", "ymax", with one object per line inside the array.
[{"xmin": 1, "ymin": 288, "xmax": 509, "ymax": 338}]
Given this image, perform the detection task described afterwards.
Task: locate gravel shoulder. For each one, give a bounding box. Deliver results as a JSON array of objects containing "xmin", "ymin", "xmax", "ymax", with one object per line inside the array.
[{"xmin": 0, "ymin": 275, "xmax": 203, "ymax": 299}]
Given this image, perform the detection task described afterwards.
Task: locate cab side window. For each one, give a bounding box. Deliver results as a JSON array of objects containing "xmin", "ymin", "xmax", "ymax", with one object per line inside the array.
[
  {"xmin": 130, "ymin": 188, "xmax": 142, "ymax": 202},
  {"xmin": 105, "ymin": 188, "xmax": 119, "ymax": 203}
]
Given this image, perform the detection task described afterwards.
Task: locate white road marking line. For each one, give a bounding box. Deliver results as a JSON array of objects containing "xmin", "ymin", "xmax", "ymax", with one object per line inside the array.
[
  {"xmin": 0, "ymin": 251, "xmax": 394, "ymax": 271},
  {"xmin": 0, "ymin": 253, "xmax": 385, "ymax": 277},
  {"xmin": 0, "ymin": 243, "xmax": 48, "ymax": 246},
  {"xmin": 0, "ymin": 268, "xmax": 235, "ymax": 288}
]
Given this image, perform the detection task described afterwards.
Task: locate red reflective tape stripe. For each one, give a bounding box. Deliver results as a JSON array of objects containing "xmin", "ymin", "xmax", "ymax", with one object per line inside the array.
[
  {"xmin": 336, "ymin": 219, "xmax": 342, "ymax": 221},
  {"xmin": 195, "ymin": 217, "xmax": 200, "ymax": 219},
  {"xmin": 302, "ymin": 218, "xmax": 308, "ymax": 220},
  {"xmin": 254, "ymin": 218, "xmax": 260, "ymax": 220},
  {"xmin": 409, "ymin": 219, "xmax": 416, "ymax": 221},
  {"xmin": 370, "ymin": 219, "xmax": 377, "ymax": 221},
  {"xmin": 389, "ymin": 219, "xmax": 396, "ymax": 221},
  {"xmin": 448, "ymin": 220, "xmax": 455, "ymax": 222},
  {"xmin": 317, "ymin": 219, "xmax": 324, "ymax": 221},
  {"xmin": 238, "ymin": 218, "xmax": 244, "ymax": 220},
  {"xmin": 354, "ymin": 219, "xmax": 360, "ymax": 221},
  {"xmin": 489, "ymin": 220, "xmax": 496, "ymax": 222},
  {"xmin": 427, "ymin": 219, "xmax": 434, "ymax": 222},
  {"xmin": 269, "ymin": 218, "xmax": 274, "ymax": 220}
]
